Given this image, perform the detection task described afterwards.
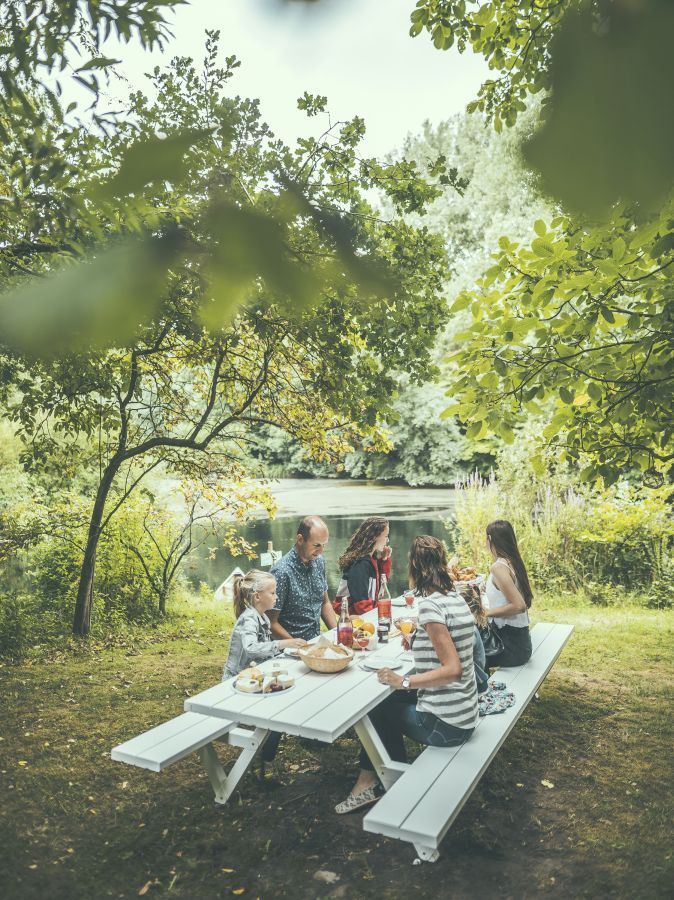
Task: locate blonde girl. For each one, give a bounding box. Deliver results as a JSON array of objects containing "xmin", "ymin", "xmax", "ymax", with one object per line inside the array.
[{"xmin": 222, "ymin": 570, "xmax": 306, "ymax": 681}]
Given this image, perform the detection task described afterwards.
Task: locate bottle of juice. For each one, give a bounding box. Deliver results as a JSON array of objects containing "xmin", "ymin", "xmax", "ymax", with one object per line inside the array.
[
  {"xmin": 337, "ymin": 597, "xmax": 353, "ymax": 648},
  {"xmin": 377, "ymin": 573, "xmax": 392, "ymax": 625}
]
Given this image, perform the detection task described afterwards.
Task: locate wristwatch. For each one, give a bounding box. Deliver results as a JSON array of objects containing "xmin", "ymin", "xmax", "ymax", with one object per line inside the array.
[{"xmin": 401, "ymin": 676, "xmax": 412, "ymax": 690}]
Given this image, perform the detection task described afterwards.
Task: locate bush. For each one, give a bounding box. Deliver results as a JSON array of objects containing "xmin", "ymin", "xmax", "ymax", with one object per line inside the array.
[
  {"xmin": 450, "ymin": 467, "xmax": 674, "ymax": 596},
  {"xmin": 645, "ymin": 560, "xmax": 674, "ymax": 610},
  {"xmin": 0, "ymin": 593, "xmax": 32, "ymax": 657},
  {"xmin": 31, "ymin": 494, "xmax": 179, "ymax": 630}
]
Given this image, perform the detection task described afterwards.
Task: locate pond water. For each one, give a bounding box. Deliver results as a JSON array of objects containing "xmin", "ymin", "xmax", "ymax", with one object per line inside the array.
[{"xmin": 185, "ymin": 478, "xmax": 456, "ymax": 597}]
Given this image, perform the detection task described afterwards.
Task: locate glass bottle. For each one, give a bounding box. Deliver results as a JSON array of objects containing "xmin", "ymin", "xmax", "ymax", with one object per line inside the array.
[
  {"xmin": 377, "ymin": 573, "xmax": 392, "ymax": 625},
  {"xmin": 336, "ymin": 597, "xmax": 353, "ymax": 648}
]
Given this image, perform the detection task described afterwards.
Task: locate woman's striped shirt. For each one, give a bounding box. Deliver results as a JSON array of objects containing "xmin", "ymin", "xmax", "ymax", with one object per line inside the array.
[{"xmin": 413, "ymin": 591, "xmax": 479, "ymax": 730}]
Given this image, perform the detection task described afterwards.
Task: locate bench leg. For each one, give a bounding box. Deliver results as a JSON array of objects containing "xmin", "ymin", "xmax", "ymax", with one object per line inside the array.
[
  {"xmin": 354, "ymin": 716, "xmax": 408, "ymax": 791},
  {"xmin": 199, "ymin": 727, "xmax": 270, "ymax": 805},
  {"xmin": 413, "ymin": 843, "xmax": 440, "ymax": 863}
]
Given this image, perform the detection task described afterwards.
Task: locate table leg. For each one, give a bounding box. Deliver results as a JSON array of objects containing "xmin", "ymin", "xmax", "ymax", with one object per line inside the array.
[
  {"xmin": 199, "ymin": 727, "xmax": 270, "ymax": 805},
  {"xmin": 413, "ymin": 843, "xmax": 440, "ymax": 863},
  {"xmin": 354, "ymin": 716, "xmax": 408, "ymax": 791}
]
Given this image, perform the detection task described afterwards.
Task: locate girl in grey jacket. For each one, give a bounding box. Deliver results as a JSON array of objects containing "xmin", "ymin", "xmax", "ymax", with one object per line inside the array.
[{"xmin": 222, "ymin": 570, "xmax": 306, "ymax": 681}]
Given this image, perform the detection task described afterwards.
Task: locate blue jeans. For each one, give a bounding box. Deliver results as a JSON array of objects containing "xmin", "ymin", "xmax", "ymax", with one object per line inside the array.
[{"xmin": 359, "ymin": 691, "xmax": 473, "ymax": 769}]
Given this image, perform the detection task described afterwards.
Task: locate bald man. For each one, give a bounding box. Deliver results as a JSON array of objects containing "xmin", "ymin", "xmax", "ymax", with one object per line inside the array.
[{"xmin": 268, "ymin": 516, "xmax": 338, "ymax": 641}]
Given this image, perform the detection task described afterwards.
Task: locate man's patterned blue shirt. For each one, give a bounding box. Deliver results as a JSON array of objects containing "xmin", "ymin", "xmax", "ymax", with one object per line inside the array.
[{"xmin": 271, "ymin": 547, "xmax": 328, "ymax": 640}]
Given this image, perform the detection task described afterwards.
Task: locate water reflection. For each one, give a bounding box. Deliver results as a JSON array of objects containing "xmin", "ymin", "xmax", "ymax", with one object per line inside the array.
[{"xmin": 186, "ymin": 514, "xmax": 455, "ymax": 597}]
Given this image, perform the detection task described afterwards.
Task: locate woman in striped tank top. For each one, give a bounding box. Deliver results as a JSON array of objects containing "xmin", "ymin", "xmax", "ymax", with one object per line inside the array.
[{"xmin": 335, "ymin": 535, "xmax": 478, "ymax": 814}]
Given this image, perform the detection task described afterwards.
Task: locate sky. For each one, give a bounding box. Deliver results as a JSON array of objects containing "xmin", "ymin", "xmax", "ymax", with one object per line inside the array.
[{"xmin": 84, "ymin": 0, "xmax": 488, "ymax": 158}]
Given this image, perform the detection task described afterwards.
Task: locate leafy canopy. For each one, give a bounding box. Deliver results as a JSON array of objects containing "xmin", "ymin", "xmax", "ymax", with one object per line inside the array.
[
  {"xmin": 410, "ymin": 0, "xmax": 674, "ymax": 216},
  {"xmin": 447, "ymin": 201, "xmax": 674, "ymax": 481},
  {"xmin": 410, "ymin": 0, "xmax": 674, "ymax": 480}
]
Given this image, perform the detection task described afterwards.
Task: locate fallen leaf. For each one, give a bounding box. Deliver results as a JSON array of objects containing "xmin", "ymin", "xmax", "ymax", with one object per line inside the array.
[
  {"xmin": 541, "ymin": 779, "xmax": 555, "ymax": 789},
  {"xmin": 232, "ymin": 890, "xmax": 245, "ymax": 896},
  {"xmin": 516, "ymin": 783, "xmax": 524, "ymax": 788},
  {"xmin": 138, "ymin": 882, "xmax": 152, "ymax": 896},
  {"xmin": 313, "ymin": 871, "xmax": 340, "ymax": 884},
  {"xmin": 18, "ymin": 761, "xmax": 28, "ymax": 767},
  {"xmin": 221, "ymin": 868, "xmax": 235, "ymax": 873}
]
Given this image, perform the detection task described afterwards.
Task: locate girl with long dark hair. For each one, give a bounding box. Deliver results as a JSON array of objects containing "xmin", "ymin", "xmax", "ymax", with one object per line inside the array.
[
  {"xmin": 335, "ymin": 535, "xmax": 477, "ymax": 814},
  {"xmin": 483, "ymin": 520, "xmax": 533, "ymax": 667},
  {"xmin": 332, "ymin": 516, "xmax": 392, "ymax": 616}
]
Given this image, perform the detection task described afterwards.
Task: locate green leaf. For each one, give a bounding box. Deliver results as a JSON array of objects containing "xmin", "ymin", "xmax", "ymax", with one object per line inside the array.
[
  {"xmin": 199, "ymin": 201, "xmax": 318, "ymax": 328},
  {"xmin": 523, "ymin": 3, "xmax": 674, "ymax": 217},
  {"xmin": 493, "ymin": 356, "xmax": 507, "ymax": 376},
  {"xmin": 559, "ymin": 386, "xmax": 574, "ymax": 404},
  {"xmin": 533, "ymin": 219, "xmax": 547, "ymax": 237},
  {"xmin": 466, "ymin": 420, "xmax": 485, "ymax": 440},
  {"xmin": 580, "ymin": 465, "xmax": 597, "ymax": 482},
  {"xmin": 76, "ymin": 57, "xmax": 121, "ymax": 72},
  {"xmin": 0, "ymin": 237, "xmax": 173, "ymax": 354},
  {"xmin": 531, "ymin": 237, "xmax": 555, "ymax": 258},
  {"xmin": 94, "ymin": 128, "xmax": 213, "ymax": 200},
  {"xmin": 450, "ymin": 292, "xmax": 472, "ymax": 313},
  {"xmin": 601, "ymin": 468, "xmax": 619, "ymax": 487},
  {"xmin": 499, "ymin": 423, "xmax": 515, "ymax": 444},
  {"xmin": 587, "ymin": 381, "xmax": 603, "ymax": 402},
  {"xmin": 612, "ymin": 237, "xmax": 626, "ymax": 261},
  {"xmin": 596, "ymin": 259, "xmax": 619, "ymax": 278},
  {"xmin": 440, "ymin": 403, "xmax": 462, "ymax": 419}
]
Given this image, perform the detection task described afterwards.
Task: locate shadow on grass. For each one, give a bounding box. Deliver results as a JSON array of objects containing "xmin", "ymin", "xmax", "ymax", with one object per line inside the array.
[{"xmin": 0, "ymin": 611, "xmax": 672, "ymax": 900}]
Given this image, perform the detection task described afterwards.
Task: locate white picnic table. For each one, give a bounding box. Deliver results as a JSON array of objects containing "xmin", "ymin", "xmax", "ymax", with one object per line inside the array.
[
  {"xmin": 183, "ymin": 604, "xmax": 415, "ymax": 802},
  {"xmin": 113, "ymin": 603, "xmax": 573, "ymax": 862}
]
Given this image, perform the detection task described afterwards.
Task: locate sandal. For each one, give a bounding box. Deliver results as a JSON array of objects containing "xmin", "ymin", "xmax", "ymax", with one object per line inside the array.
[{"xmin": 334, "ymin": 785, "xmax": 380, "ymax": 815}]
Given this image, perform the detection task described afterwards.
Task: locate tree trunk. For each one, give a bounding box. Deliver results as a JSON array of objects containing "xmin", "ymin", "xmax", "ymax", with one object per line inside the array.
[
  {"xmin": 72, "ymin": 462, "xmax": 119, "ymax": 636},
  {"xmin": 158, "ymin": 587, "xmax": 168, "ymax": 617}
]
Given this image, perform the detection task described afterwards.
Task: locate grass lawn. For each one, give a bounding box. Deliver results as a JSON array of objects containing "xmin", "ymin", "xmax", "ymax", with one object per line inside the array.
[{"xmin": 0, "ymin": 594, "xmax": 672, "ymax": 900}]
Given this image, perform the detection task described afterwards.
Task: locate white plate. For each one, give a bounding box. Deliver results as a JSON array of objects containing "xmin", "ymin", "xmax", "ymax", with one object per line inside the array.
[
  {"xmin": 361, "ymin": 656, "xmax": 403, "ymax": 671},
  {"xmin": 232, "ymin": 680, "xmax": 296, "ymax": 696},
  {"xmin": 392, "ymin": 595, "xmax": 417, "ymax": 608}
]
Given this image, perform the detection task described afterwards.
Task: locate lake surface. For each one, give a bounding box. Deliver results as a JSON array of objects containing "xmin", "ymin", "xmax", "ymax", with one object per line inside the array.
[{"xmin": 186, "ymin": 478, "xmax": 456, "ymax": 597}]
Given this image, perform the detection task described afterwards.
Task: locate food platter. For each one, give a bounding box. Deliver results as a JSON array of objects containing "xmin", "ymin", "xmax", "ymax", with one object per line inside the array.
[{"xmin": 232, "ymin": 680, "xmax": 296, "ymax": 696}]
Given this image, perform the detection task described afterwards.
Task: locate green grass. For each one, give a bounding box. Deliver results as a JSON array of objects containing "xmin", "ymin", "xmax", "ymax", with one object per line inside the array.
[{"xmin": 0, "ymin": 594, "xmax": 672, "ymax": 900}]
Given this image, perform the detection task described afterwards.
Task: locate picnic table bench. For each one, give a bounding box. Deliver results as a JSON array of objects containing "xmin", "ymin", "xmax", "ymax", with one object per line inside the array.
[
  {"xmin": 363, "ymin": 621, "xmax": 573, "ymax": 861},
  {"xmin": 111, "ymin": 611, "xmax": 572, "ymax": 861}
]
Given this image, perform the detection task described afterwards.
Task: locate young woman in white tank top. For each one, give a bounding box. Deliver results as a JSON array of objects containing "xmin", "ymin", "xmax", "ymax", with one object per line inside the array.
[{"xmin": 483, "ymin": 520, "xmax": 533, "ymax": 667}]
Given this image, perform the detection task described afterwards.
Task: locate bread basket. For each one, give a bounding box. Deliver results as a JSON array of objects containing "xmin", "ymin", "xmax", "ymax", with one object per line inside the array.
[{"xmin": 298, "ymin": 641, "xmax": 354, "ymax": 673}]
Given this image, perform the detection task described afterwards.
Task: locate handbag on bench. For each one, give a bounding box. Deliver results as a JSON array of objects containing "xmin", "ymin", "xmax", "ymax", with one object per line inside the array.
[{"xmin": 479, "ymin": 621, "xmax": 504, "ymax": 658}]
